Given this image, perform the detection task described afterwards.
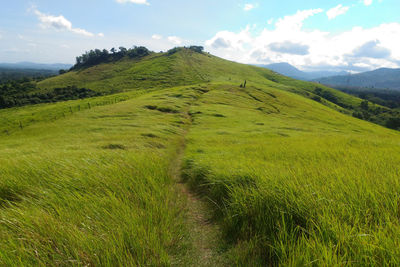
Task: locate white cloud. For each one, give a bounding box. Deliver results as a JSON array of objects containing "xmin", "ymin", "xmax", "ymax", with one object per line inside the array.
[
  {"xmin": 269, "ymin": 41, "xmax": 309, "ymax": 55},
  {"xmin": 205, "ymin": 9, "xmax": 400, "ymax": 72},
  {"xmin": 33, "ymin": 9, "xmax": 100, "ymax": 37},
  {"xmin": 364, "ymin": 0, "xmax": 373, "ymax": 6},
  {"xmin": 244, "ymin": 4, "xmax": 256, "ymax": 11},
  {"xmin": 168, "ymin": 36, "xmax": 182, "ymax": 45},
  {"xmin": 152, "ymin": 34, "xmax": 162, "ymax": 40},
  {"xmin": 116, "ymin": 0, "xmax": 150, "ymax": 5},
  {"xmin": 326, "ymin": 4, "xmax": 350, "ymax": 20},
  {"xmin": 275, "ymin": 8, "xmax": 323, "ymax": 32},
  {"xmin": 352, "ymin": 40, "xmax": 390, "ymax": 58},
  {"xmin": 98, "ymin": 33, "xmax": 105, "ymax": 37}
]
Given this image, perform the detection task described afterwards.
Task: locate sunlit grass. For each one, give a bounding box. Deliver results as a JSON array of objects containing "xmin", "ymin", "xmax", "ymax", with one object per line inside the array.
[
  {"xmin": 183, "ymin": 84, "xmax": 400, "ymax": 265},
  {"xmin": 0, "ymin": 85, "xmax": 204, "ymax": 265},
  {"xmin": 37, "ymin": 49, "xmax": 366, "ymax": 116},
  {"xmin": 1, "ymin": 57, "xmax": 399, "ymax": 265}
]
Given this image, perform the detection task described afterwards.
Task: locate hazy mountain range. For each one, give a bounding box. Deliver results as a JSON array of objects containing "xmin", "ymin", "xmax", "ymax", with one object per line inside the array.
[
  {"xmin": 260, "ymin": 62, "xmax": 400, "ymax": 91},
  {"xmin": 315, "ymin": 68, "xmax": 400, "ymax": 91},
  {"xmin": 258, "ymin": 63, "xmax": 349, "ymax": 81},
  {"xmin": 0, "ymin": 62, "xmax": 72, "ymax": 71}
]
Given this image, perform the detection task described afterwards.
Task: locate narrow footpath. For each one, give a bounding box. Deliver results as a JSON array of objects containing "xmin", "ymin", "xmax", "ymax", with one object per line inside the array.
[{"xmin": 169, "ymin": 99, "xmax": 230, "ymax": 266}]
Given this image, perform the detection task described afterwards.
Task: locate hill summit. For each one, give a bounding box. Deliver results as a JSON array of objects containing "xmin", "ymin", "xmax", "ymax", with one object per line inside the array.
[{"xmin": 35, "ymin": 46, "xmax": 399, "ymax": 130}]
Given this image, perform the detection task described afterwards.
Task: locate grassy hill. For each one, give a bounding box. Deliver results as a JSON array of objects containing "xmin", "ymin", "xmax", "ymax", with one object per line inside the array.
[
  {"xmin": 37, "ymin": 49, "xmax": 351, "ymax": 104},
  {"xmin": 0, "ymin": 48, "xmax": 399, "ymax": 265},
  {"xmin": 36, "ymin": 48, "xmax": 399, "ymax": 129}
]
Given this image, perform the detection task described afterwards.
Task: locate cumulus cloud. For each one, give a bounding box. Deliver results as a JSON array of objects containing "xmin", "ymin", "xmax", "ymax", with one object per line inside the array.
[
  {"xmin": 352, "ymin": 40, "xmax": 391, "ymax": 58},
  {"xmin": 33, "ymin": 9, "xmax": 101, "ymax": 37},
  {"xmin": 152, "ymin": 34, "xmax": 162, "ymax": 40},
  {"xmin": 205, "ymin": 9, "xmax": 400, "ymax": 72},
  {"xmin": 206, "ymin": 26, "xmax": 252, "ymax": 52},
  {"xmin": 116, "ymin": 0, "xmax": 150, "ymax": 5},
  {"xmin": 275, "ymin": 8, "xmax": 323, "ymax": 32},
  {"xmin": 168, "ymin": 36, "xmax": 182, "ymax": 45},
  {"xmin": 244, "ymin": 4, "xmax": 256, "ymax": 11},
  {"xmin": 210, "ymin": 37, "xmax": 231, "ymax": 49},
  {"xmin": 268, "ymin": 41, "xmax": 309, "ymax": 55},
  {"xmin": 326, "ymin": 4, "xmax": 350, "ymax": 20}
]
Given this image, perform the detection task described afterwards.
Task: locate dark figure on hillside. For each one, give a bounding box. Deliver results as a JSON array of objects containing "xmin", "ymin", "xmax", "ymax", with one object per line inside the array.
[{"xmin": 244, "ymin": 80, "xmax": 247, "ymax": 88}]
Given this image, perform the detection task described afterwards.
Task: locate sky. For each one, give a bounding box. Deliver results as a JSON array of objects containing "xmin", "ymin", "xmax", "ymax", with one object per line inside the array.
[{"xmin": 0, "ymin": 0, "xmax": 399, "ymax": 72}]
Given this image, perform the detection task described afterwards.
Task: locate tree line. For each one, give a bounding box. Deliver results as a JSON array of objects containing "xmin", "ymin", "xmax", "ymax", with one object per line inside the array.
[
  {"xmin": 70, "ymin": 45, "xmax": 205, "ymax": 70},
  {"xmin": 73, "ymin": 46, "xmax": 152, "ymax": 69},
  {"xmin": 310, "ymin": 86, "xmax": 400, "ymax": 130},
  {"xmin": 0, "ymin": 78, "xmax": 100, "ymax": 109}
]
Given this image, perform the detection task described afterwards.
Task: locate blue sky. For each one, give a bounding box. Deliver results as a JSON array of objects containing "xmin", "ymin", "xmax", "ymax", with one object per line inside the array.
[{"xmin": 0, "ymin": 0, "xmax": 399, "ymax": 71}]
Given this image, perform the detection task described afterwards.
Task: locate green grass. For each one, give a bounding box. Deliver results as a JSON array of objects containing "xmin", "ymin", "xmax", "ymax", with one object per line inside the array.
[
  {"xmin": 37, "ymin": 48, "xmax": 397, "ymax": 129},
  {"xmin": 1, "ymin": 49, "xmax": 400, "ymax": 265},
  {"xmin": 182, "ymin": 83, "xmax": 400, "ymax": 265},
  {"xmin": 0, "ymin": 85, "xmax": 206, "ymax": 265},
  {"xmin": 37, "ymin": 49, "xmax": 365, "ymax": 112}
]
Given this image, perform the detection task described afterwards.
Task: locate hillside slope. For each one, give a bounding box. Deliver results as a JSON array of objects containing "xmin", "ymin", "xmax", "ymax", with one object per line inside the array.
[
  {"xmin": 0, "ymin": 78, "xmax": 399, "ymax": 265},
  {"xmin": 36, "ymin": 48, "xmax": 400, "ymax": 129},
  {"xmin": 37, "ymin": 49, "xmax": 355, "ymax": 106}
]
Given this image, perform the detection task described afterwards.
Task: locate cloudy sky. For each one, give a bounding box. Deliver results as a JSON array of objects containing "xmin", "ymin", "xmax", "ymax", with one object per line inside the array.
[{"xmin": 0, "ymin": 0, "xmax": 399, "ymax": 72}]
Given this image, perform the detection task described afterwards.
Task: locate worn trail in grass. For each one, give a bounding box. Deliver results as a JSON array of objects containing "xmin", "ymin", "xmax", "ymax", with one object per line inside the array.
[
  {"xmin": 170, "ymin": 137, "xmax": 228, "ymax": 267},
  {"xmin": 0, "ymin": 81, "xmax": 399, "ymax": 266},
  {"xmin": 0, "ymin": 83, "xmax": 233, "ymax": 266},
  {"xmin": 182, "ymin": 83, "xmax": 400, "ymax": 265},
  {"xmin": 169, "ymin": 98, "xmax": 229, "ymax": 266}
]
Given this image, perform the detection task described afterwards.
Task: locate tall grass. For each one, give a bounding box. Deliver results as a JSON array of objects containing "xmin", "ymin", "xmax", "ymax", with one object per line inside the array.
[
  {"xmin": 0, "ymin": 80, "xmax": 398, "ymax": 265},
  {"xmin": 0, "ymin": 85, "xmax": 203, "ymax": 265},
  {"xmin": 182, "ymin": 84, "xmax": 400, "ymax": 265},
  {"xmin": 37, "ymin": 49, "xmax": 366, "ymax": 116}
]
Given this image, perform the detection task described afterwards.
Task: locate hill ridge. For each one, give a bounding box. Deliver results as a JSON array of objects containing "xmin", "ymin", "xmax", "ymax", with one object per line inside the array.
[{"xmin": 0, "ymin": 47, "xmax": 395, "ymax": 131}]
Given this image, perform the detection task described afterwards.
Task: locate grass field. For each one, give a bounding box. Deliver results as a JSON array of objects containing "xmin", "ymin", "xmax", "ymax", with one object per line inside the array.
[
  {"xmin": 182, "ymin": 84, "xmax": 400, "ymax": 265},
  {"xmin": 0, "ymin": 49, "xmax": 399, "ymax": 266},
  {"xmin": 37, "ymin": 50, "xmax": 363, "ymax": 113},
  {"xmin": 0, "ymin": 85, "xmax": 206, "ymax": 265},
  {"xmin": 36, "ymin": 49, "xmax": 397, "ymax": 129}
]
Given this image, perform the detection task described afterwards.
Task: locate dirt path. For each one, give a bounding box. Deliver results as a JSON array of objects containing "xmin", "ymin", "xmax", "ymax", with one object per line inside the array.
[
  {"xmin": 170, "ymin": 144, "xmax": 228, "ymax": 266},
  {"xmin": 169, "ymin": 103, "xmax": 229, "ymax": 266}
]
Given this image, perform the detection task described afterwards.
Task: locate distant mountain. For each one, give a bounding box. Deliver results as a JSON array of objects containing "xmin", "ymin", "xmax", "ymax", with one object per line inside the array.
[
  {"xmin": 315, "ymin": 68, "xmax": 400, "ymax": 91},
  {"xmin": 258, "ymin": 62, "xmax": 348, "ymax": 81},
  {"xmin": 0, "ymin": 62, "xmax": 72, "ymax": 71}
]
